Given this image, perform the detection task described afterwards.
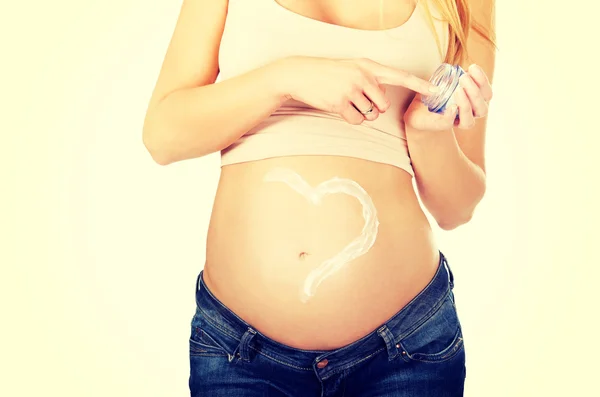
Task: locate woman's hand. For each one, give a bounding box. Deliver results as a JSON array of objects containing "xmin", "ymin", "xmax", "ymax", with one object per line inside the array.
[
  {"xmin": 403, "ymin": 64, "xmax": 493, "ymax": 132},
  {"xmin": 271, "ymin": 56, "xmax": 440, "ymax": 125}
]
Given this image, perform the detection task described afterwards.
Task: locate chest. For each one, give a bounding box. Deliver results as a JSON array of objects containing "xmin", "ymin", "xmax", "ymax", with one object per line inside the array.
[
  {"xmin": 273, "ymin": 0, "xmax": 418, "ymax": 31},
  {"xmin": 216, "ymin": 0, "xmax": 448, "ymax": 83}
]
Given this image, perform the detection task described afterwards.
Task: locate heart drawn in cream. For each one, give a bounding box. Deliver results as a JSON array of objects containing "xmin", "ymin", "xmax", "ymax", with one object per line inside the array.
[{"xmin": 263, "ymin": 167, "xmax": 380, "ymax": 302}]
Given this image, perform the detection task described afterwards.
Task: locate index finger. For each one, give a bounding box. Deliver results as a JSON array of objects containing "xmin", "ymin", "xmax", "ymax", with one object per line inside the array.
[{"xmin": 368, "ymin": 64, "xmax": 439, "ymax": 95}]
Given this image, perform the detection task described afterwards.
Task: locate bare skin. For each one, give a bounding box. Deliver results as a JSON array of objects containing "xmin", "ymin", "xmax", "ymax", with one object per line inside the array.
[
  {"xmin": 143, "ymin": 0, "xmax": 495, "ymax": 350},
  {"xmin": 204, "ymin": 155, "xmax": 439, "ymax": 349}
]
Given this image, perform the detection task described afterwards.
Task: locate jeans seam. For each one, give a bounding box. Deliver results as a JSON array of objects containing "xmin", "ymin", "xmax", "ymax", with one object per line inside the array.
[
  {"xmin": 395, "ymin": 287, "xmax": 451, "ymax": 344},
  {"xmin": 410, "ymin": 342, "xmax": 464, "ymax": 363},
  {"xmin": 249, "ymin": 346, "xmax": 313, "ymax": 371},
  {"xmin": 322, "ymin": 347, "xmax": 387, "ymax": 380},
  {"xmin": 196, "ymin": 308, "xmax": 326, "ymax": 371},
  {"xmin": 189, "ymin": 352, "xmax": 230, "ymax": 357},
  {"xmin": 408, "ymin": 327, "xmax": 465, "ymax": 363},
  {"xmin": 340, "ymin": 370, "xmax": 347, "ymax": 397},
  {"xmin": 197, "ymin": 307, "xmax": 241, "ymax": 341}
]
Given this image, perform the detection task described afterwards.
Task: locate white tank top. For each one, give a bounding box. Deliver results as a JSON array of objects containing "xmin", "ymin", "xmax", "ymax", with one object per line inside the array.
[{"xmin": 217, "ymin": 0, "xmax": 449, "ymax": 177}]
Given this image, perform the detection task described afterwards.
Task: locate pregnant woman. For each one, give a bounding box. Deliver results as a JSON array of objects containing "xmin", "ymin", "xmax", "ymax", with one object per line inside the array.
[{"xmin": 142, "ymin": 0, "xmax": 495, "ymax": 395}]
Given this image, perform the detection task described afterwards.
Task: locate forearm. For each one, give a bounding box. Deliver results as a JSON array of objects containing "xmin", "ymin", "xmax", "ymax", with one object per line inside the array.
[
  {"xmin": 406, "ymin": 126, "xmax": 486, "ymax": 230},
  {"xmin": 142, "ymin": 61, "xmax": 288, "ymax": 165}
]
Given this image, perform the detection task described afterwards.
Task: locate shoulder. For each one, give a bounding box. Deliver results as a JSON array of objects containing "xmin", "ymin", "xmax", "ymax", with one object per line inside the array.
[
  {"xmin": 144, "ymin": 0, "xmax": 229, "ymax": 113},
  {"xmin": 468, "ymin": 0, "xmax": 495, "ymax": 31}
]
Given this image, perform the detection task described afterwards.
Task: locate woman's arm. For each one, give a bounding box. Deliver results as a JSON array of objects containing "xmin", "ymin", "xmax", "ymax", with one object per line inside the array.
[
  {"xmin": 144, "ymin": 65, "xmax": 288, "ymax": 166},
  {"xmin": 142, "ymin": 0, "xmax": 435, "ymax": 166},
  {"xmin": 142, "ymin": 0, "xmax": 288, "ymax": 165},
  {"xmin": 404, "ymin": 0, "xmax": 496, "ymax": 230}
]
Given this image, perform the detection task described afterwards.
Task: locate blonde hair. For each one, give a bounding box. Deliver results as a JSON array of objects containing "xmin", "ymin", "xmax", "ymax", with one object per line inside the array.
[
  {"xmin": 379, "ymin": 0, "xmax": 496, "ymax": 65},
  {"xmin": 421, "ymin": 0, "xmax": 496, "ymax": 65}
]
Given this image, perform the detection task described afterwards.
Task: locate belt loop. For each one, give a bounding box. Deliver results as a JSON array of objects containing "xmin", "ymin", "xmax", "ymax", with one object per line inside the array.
[
  {"xmin": 377, "ymin": 325, "xmax": 399, "ymax": 361},
  {"xmin": 196, "ymin": 271, "xmax": 202, "ymax": 291},
  {"xmin": 237, "ymin": 327, "xmax": 257, "ymax": 362},
  {"xmin": 442, "ymin": 253, "xmax": 455, "ymax": 290}
]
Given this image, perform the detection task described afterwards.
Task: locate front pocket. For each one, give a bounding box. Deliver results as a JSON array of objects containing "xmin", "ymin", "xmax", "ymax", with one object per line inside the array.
[
  {"xmin": 408, "ymin": 326, "xmax": 464, "ymax": 362},
  {"xmin": 189, "ymin": 326, "xmax": 230, "ymax": 357},
  {"xmin": 398, "ymin": 294, "xmax": 465, "ymax": 363}
]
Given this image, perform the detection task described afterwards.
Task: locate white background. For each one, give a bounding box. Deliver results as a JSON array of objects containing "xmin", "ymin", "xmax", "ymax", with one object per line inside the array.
[{"xmin": 3, "ymin": 1, "xmax": 599, "ymax": 396}]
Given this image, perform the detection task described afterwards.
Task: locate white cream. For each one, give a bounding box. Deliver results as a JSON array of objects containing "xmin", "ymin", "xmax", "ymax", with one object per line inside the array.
[{"xmin": 263, "ymin": 167, "xmax": 380, "ymax": 302}]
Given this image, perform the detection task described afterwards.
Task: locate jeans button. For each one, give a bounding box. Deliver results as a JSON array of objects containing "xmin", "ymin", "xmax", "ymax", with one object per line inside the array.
[{"xmin": 316, "ymin": 359, "xmax": 329, "ymax": 369}]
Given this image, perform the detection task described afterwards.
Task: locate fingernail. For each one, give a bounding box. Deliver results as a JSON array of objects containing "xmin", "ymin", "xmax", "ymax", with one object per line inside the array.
[
  {"xmin": 468, "ymin": 64, "xmax": 482, "ymax": 77},
  {"xmin": 429, "ymin": 85, "xmax": 440, "ymax": 93}
]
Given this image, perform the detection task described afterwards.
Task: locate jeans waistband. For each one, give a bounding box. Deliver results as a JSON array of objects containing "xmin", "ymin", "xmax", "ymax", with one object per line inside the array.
[{"xmin": 194, "ymin": 251, "xmax": 454, "ymax": 376}]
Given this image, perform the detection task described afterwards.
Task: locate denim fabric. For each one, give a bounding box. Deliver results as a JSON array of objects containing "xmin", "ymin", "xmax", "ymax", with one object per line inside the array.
[{"xmin": 189, "ymin": 252, "xmax": 466, "ymax": 396}]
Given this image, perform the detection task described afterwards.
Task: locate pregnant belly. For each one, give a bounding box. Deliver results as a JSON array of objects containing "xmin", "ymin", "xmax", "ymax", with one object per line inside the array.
[{"xmin": 203, "ymin": 156, "xmax": 439, "ymax": 350}]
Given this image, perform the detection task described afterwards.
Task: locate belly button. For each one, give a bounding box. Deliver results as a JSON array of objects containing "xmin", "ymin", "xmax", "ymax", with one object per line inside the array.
[{"xmin": 298, "ymin": 252, "xmax": 310, "ymax": 260}]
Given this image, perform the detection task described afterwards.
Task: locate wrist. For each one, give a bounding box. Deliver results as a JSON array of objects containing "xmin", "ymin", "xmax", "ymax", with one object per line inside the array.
[
  {"xmin": 265, "ymin": 56, "xmax": 299, "ymax": 103},
  {"xmin": 405, "ymin": 123, "xmax": 455, "ymax": 143}
]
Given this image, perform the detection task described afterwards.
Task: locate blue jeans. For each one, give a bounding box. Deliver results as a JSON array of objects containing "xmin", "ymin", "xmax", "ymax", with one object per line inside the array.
[{"xmin": 189, "ymin": 252, "xmax": 466, "ymax": 396}]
